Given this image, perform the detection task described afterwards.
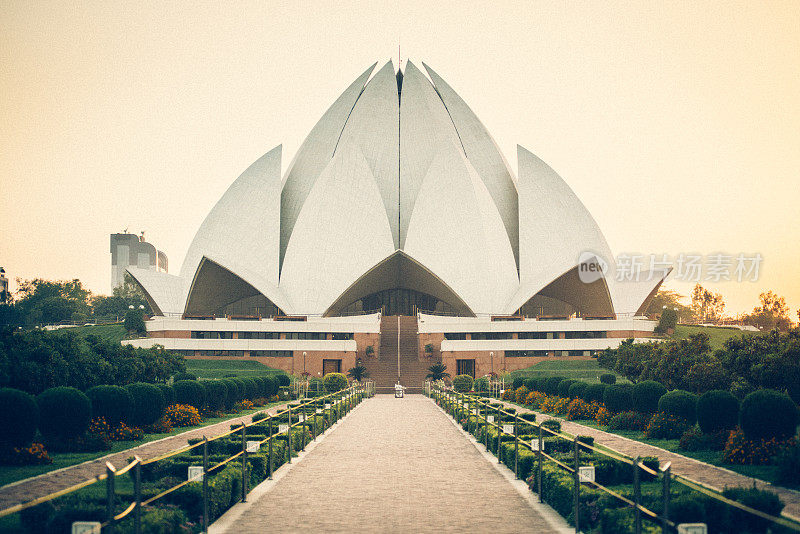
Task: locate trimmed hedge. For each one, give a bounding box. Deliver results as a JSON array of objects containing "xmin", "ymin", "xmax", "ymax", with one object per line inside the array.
[
  {"xmin": 241, "ymin": 378, "xmax": 259, "ymax": 399},
  {"xmin": 37, "ymin": 387, "xmax": 91, "ymax": 439},
  {"xmin": 202, "ymin": 380, "xmax": 227, "ymax": 411},
  {"xmin": 557, "ymin": 379, "xmax": 578, "ymax": 398},
  {"xmin": 452, "ymin": 374, "xmax": 474, "ymax": 393},
  {"xmin": 86, "ymin": 385, "xmax": 133, "ymax": 426},
  {"xmin": 0, "ymin": 388, "xmax": 39, "ymax": 446},
  {"xmin": 323, "ymin": 372, "xmax": 348, "ymax": 393},
  {"xmin": 172, "ymin": 371, "xmax": 197, "ymax": 381},
  {"xmin": 600, "ymin": 373, "xmax": 616, "ymax": 384},
  {"xmin": 658, "ymin": 390, "xmax": 697, "ymax": 423},
  {"xmin": 275, "ymin": 374, "xmax": 290, "ymax": 387},
  {"xmin": 125, "ymin": 382, "xmax": 166, "ymax": 427},
  {"xmin": 512, "ymin": 376, "xmax": 525, "ymax": 390},
  {"xmin": 568, "ymin": 381, "xmax": 589, "ymax": 400},
  {"xmin": 523, "ymin": 378, "xmax": 537, "ymax": 392},
  {"xmin": 740, "ymin": 389, "xmax": 799, "ymax": 441},
  {"xmin": 584, "ymin": 383, "xmax": 607, "ymax": 403},
  {"xmin": 603, "ymin": 384, "xmax": 633, "ymax": 413},
  {"xmin": 632, "ymin": 380, "xmax": 667, "ymax": 414},
  {"xmin": 156, "ymin": 383, "xmax": 175, "ymax": 407},
  {"xmin": 697, "ymin": 390, "xmax": 739, "ymax": 434},
  {"xmin": 262, "ymin": 375, "xmax": 278, "ymax": 398},
  {"xmin": 544, "ymin": 376, "xmax": 566, "ymax": 396},
  {"xmin": 174, "ymin": 380, "xmax": 206, "ymax": 409}
]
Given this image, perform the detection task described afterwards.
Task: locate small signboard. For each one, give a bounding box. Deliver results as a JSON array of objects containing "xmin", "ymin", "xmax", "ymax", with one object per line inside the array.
[
  {"xmin": 578, "ymin": 465, "xmax": 595, "ymax": 483},
  {"xmin": 316, "ymin": 408, "xmax": 322, "ymax": 414},
  {"xmin": 486, "ymin": 415, "xmax": 495, "ymax": 423},
  {"xmin": 246, "ymin": 441, "xmax": 261, "ymax": 453},
  {"xmin": 530, "ymin": 439, "xmax": 544, "ymax": 452},
  {"xmin": 278, "ymin": 424, "xmax": 289, "ymax": 434},
  {"xmin": 298, "ymin": 413, "xmax": 305, "ymax": 422},
  {"xmin": 502, "ymin": 424, "xmax": 514, "ymax": 434},
  {"xmin": 499, "ymin": 390, "xmax": 505, "ymax": 395},
  {"xmin": 188, "ymin": 466, "xmax": 204, "ymax": 482},
  {"xmin": 325, "ymin": 403, "xmax": 331, "ymax": 409},
  {"xmin": 71, "ymin": 522, "xmax": 101, "ymax": 534},
  {"xmin": 677, "ymin": 525, "xmax": 707, "ymax": 534}
]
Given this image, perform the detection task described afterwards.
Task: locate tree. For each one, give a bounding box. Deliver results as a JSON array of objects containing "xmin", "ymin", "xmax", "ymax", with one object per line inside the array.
[
  {"xmin": 645, "ymin": 290, "xmax": 693, "ymax": 322},
  {"xmin": 690, "ymin": 284, "xmax": 725, "ymax": 323},
  {"xmin": 364, "ymin": 345, "xmax": 374, "ymax": 358},
  {"xmin": 14, "ymin": 278, "xmax": 92, "ymax": 326},
  {"xmin": 426, "ymin": 362, "xmax": 450, "ymax": 381},
  {"xmin": 347, "ymin": 363, "xmax": 369, "ymax": 382},
  {"xmin": 744, "ymin": 291, "xmax": 793, "ymax": 331},
  {"xmin": 124, "ymin": 309, "xmax": 146, "ymax": 335},
  {"xmin": 92, "ymin": 275, "xmax": 150, "ymax": 320}
]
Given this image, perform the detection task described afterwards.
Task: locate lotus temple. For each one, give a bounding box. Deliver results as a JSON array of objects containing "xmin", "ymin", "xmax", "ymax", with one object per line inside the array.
[{"xmin": 124, "ymin": 60, "xmax": 667, "ymax": 389}]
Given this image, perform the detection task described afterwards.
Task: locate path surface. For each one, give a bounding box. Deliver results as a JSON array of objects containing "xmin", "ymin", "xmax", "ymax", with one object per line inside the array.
[
  {"xmin": 499, "ymin": 401, "xmax": 800, "ymax": 521},
  {"xmin": 217, "ymin": 395, "xmax": 567, "ymax": 534},
  {"xmin": 0, "ymin": 403, "xmax": 288, "ymax": 511}
]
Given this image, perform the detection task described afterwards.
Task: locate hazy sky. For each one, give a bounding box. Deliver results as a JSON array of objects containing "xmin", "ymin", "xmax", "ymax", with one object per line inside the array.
[{"xmin": 2, "ymin": 1, "xmax": 798, "ymax": 316}]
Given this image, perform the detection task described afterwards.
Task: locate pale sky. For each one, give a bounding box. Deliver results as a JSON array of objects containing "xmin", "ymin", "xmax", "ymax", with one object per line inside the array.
[{"xmin": 1, "ymin": 1, "xmax": 799, "ymax": 316}]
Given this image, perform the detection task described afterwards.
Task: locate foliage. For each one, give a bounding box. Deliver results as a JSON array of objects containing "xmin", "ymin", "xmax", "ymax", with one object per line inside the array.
[
  {"xmin": 599, "ymin": 373, "xmax": 616, "ymax": 384},
  {"xmin": 540, "ymin": 419, "xmax": 561, "ymax": 433},
  {"xmin": 156, "ymin": 383, "xmax": 175, "ymax": 406},
  {"xmin": 524, "ymin": 390, "xmax": 546, "ymax": 409},
  {"xmin": 426, "ymin": 362, "xmax": 449, "ymax": 381},
  {"xmin": 691, "ymin": 283, "xmax": 725, "ymax": 323},
  {"xmin": 679, "ymin": 425, "xmax": 728, "ymax": 452},
  {"xmin": 744, "ymin": 291, "xmax": 793, "ymax": 331},
  {"xmin": 173, "ymin": 372, "xmax": 198, "ymax": 381},
  {"xmin": 645, "ymin": 289, "xmax": 693, "ymax": 322},
  {"xmin": 721, "ymin": 427, "xmax": 796, "ymax": 465},
  {"xmin": 108, "ymin": 422, "xmax": 143, "ymax": 441},
  {"xmin": 584, "ymin": 383, "xmax": 607, "ymax": 403},
  {"xmin": 275, "ymin": 374, "xmax": 291, "ymax": 387},
  {"xmin": 201, "ymin": 380, "xmax": 227, "ymax": 412},
  {"xmin": 696, "ymin": 390, "xmax": 739, "ymax": 434},
  {"xmin": 473, "ymin": 376, "xmax": 489, "ymax": 391},
  {"xmin": 565, "ymin": 398, "xmax": 601, "ymax": 421},
  {"xmin": 0, "ymin": 441, "xmax": 51, "ymax": 466},
  {"xmin": 512, "ymin": 376, "xmax": 525, "ymax": 390},
  {"xmin": 90, "ymin": 274, "xmax": 150, "ymax": 319},
  {"xmin": 0, "ymin": 328, "xmax": 185, "ymax": 394},
  {"xmin": 607, "ymin": 411, "xmax": 650, "ymax": 431},
  {"xmin": 603, "ymin": 384, "xmax": 633, "ymax": 414},
  {"xmin": 37, "ymin": 386, "xmax": 92, "ymax": 440},
  {"xmin": 556, "ymin": 378, "xmax": 577, "ymax": 398},
  {"xmin": 739, "ymin": 389, "xmax": 799, "ymax": 441},
  {"xmin": 514, "ymin": 385, "xmax": 529, "ymax": 404},
  {"xmin": 124, "ymin": 308, "xmax": 146, "ymax": 335},
  {"xmin": 632, "ymin": 380, "xmax": 667, "ymax": 414},
  {"xmin": 544, "ymin": 376, "xmax": 566, "ymax": 395},
  {"xmin": 654, "ymin": 307, "xmax": 678, "ymax": 334},
  {"xmin": 645, "ymin": 412, "xmax": 691, "ymax": 439},
  {"xmin": 125, "ymin": 382, "xmax": 166, "ymax": 427},
  {"xmin": 721, "ymin": 486, "xmax": 785, "ymax": 534},
  {"xmin": 452, "ymin": 374, "xmax": 474, "ymax": 393},
  {"xmin": 164, "ymin": 404, "xmax": 202, "ymax": 427},
  {"xmin": 234, "ymin": 399, "xmax": 254, "ymax": 412},
  {"xmin": 240, "ymin": 377, "xmax": 259, "ymax": 399},
  {"xmin": 540, "ymin": 395, "xmax": 569, "ymax": 415},
  {"xmin": 323, "ymin": 372, "xmax": 348, "ymax": 393},
  {"xmin": 173, "ymin": 380, "xmax": 206, "ymax": 410},
  {"xmin": 0, "ymin": 387, "xmax": 39, "ymax": 446},
  {"xmin": 657, "ymin": 389, "xmax": 697, "ymax": 423},
  {"xmin": 346, "ymin": 363, "xmax": 369, "ymax": 382},
  {"xmin": 595, "ymin": 406, "xmax": 612, "ymax": 426},
  {"xmin": 775, "ymin": 441, "xmax": 800, "ymax": 486},
  {"xmin": 13, "ymin": 278, "xmax": 92, "ymax": 326},
  {"xmin": 86, "ymin": 385, "xmax": 133, "ymax": 426},
  {"xmin": 567, "ymin": 381, "xmax": 588, "ymax": 400}
]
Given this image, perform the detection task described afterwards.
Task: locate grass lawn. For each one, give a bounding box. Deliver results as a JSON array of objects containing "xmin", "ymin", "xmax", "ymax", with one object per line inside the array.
[
  {"xmin": 0, "ymin": 400, "xmax": 283, "ymax": 488},
  {"xmin": 670, "ymin": 324, "xmax": 753, "ymax": 351},
  {"xmin": 185, "ymin": 359, "xmax": 284, "ymax": 379},
  {"xmin": 55, "ymin": 323, "xmax": 128, "ymax": 344},
  {"xmin": 506, "ymin": 360, "xmax": 628, "ymax": 384}
]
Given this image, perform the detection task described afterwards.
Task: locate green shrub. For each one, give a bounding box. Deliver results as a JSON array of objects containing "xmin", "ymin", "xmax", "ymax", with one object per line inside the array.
[
  {"xmin": 37, "ymin": 386, "xmax": 91, "ymax": 439},
  {"xmin": 584, "ymin": 383, "xmax": 607, "ymax": 403},
  {"xmin": 603, "ymin": 384, "xmax": 633, "ymax": 413},
  {"xmin": 323, "ymin": 372, "xmax": 348, "ymax": 393},
  {"xmin": 740, "ymin": 389, "xmax": 799, "ymax": 441},
  {"xmin": 568, "ymin": 381, "xmax": 589, "ymax": 400},
  {"xmin": 697, "ymin": 390, "xmax": 739, "ymax": 434},
  {"xmin": 86, "ymin": 385, "xmax": 133, "ymax": 426},
  {"xmin": 202, "ymin": 380, "xmax": 227, "ymax": 411},
  {"xmin": 224, "ymin": 379, "xmax": 243, "ymax": 404},
  {"xmin": 544, "ymin": 376, "xmax": 566, "ymax": 396},
  {"xmin": 452, "ymin": 374, "xmax": 474, "ymax": 393},
  {"xmin": 520, "ymin": 412, "xmax": 536, "ymax": 422},
  {"xmin": 632, "ymin": 380, "xmax": 667, "ymax": 414},
  {"xmin": 172, "ymin": 371, "xmax": 197, "ymax": 381},
  {"xmin": 125, "ymin": 382, "xmax": 166, "ymax": 427},
  {"xmin": 275, "ymin": 374, "xmax": 290, "ymax": 387},
  {"xmin": 557, "ymin": 379, "xmax": 577, "ymax": 398},
  {"xmin": 474, "ymin": 377, "xmax": 489, "ymax": 392},
  {"xmin": 645, "ymin": 412, "xmax": 690, "ymax": 439},
  {"xmin": 722, "ymin": 486, "xmax": 785, "ymax": 534},
  {"xmin": 775, "ymin": 442, "xmax": 800, "ymax": 486},
  {"xmin": 523, "ymin": 378, "xmax": 537, "ymax": 391},
  {"xmin": 173, "ymin": 380, "xmax": 206, "ymax": 409},
  {"xmin": 657, "ymin": 389, "xmax": 697, "ymax": 423},
  {"xmin": 607, "ymin": 411, "xmax": 650, "ymax": 431},
  {"xmin": 0, "ymin": 388, "xmax": 39, "ymax": 446},
  {"xmin": 241, "ymin": 377, "xmax": 259, "ymax": 399},
  {"xmin": 512, "ymin": 376, "xmax": 525, "ymax": 390},
  {"xmin": 541, "ymin": 419, "xmax": 561, "ymax": 433},
  {"xmin": 156, "ymin": 383, "xmax": 175, "ymax": 407},
  {"xmin": 262, "ymin": 375, "xmax": 278, "ymax": 398},
  {"xmin": 654, "ymin": 308, "xmax": 678, "ymax": 334},
  {"xmin": 599, "ymin": 373, "xmax": 616, "ymax": 384}
]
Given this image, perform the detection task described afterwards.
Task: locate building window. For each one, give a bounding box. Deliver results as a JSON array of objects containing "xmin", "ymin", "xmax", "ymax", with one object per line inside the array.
[
  {"xmin": 443, "ymin": 332, "xmax": 467, "ymax": 340},
  {"xmin": 517, "ymin": 332, "xmax": 548, "ymax": 339},
  {"xmin": 249, "ymin": 350, "xmax": 293, "ymax": 357},
  {"xmin": 469, "ymin": 332, "xmax": 513, "ymax": 340},
  {"xmin": 456, "ymin": 359, "xmax": 475, "ymax": 378},
  {"xmin": 505, "ymin": 350, "xmax": 549, "ymax": 358},
  {"xmin": 331, "ymin": 332, "xmax": 354, "ymax": 340}
]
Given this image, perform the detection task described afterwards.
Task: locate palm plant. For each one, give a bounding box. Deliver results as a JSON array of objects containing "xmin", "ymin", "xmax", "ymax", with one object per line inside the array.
[
  {"xmin": 347, "ymin": 363, "xmax": 369, "ymax": 382},
  {"xmin": 426, "ymin": 362, "xmax": 450, "ymax": 381}
]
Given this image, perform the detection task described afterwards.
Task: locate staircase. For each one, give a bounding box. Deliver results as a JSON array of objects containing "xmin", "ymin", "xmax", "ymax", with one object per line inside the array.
[{"xmin": 364, "ymin": 315, "xmax": 429, "ymax": 392}]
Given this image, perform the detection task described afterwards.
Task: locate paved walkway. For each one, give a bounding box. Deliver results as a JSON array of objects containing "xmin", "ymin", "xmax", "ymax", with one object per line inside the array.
[
  {"xmin": 215, "ymin": 395, "xmax": 569, "ymax": 534},
  {"xmin": 0, "ymin": 403, "xmax": 289, "ymax": 511},
  {"xmin": 499, "ymin": 401, "xmax": 800, "ymax": 521}
]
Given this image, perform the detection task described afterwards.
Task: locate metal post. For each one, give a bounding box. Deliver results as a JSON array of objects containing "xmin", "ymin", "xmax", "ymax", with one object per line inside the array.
[
  {"xmin": 662, "ymin": 463, "xmax": 671, "ymax": 531},
  {"xmin": 202, "ymin": 440, "xmax": 209, "ymax": 533},
  {"xmin": 496, "ymin": 405, "xmax": 502, "ymax": 462},
  {"xmin": 484, "ymin": 402, "xmax": 489, "ymax": 451},
  {"xmin": 514, "ymin": 415, "xmax": 519, "ymax": 479},
  {"xmin": 268, "ymin": 418, "xmax": 273, "ymax": 479},
  {"xmin": 573, "ymin": 438, "xmax": 580, "ymax": 534},
  {"xmin": 106, "ymin": 463, "xmax": 115, "ymax": 524},
  {"xmin": 312, "ymin": 400, "xmax": 317, "ymax": 440},
  {"xmin": 288, "ymin": 404, "xmax": 293, "ymax": 464},
  {"xmin": 301, "ymin": 407, "xmax": 307, "ymax": 451},
  {"xmin": 537, "ymin": 424, "xmax": 543, "ymax": 502},
  {"xmin": 134, "ymin": 458, "xmax": 141, "ymax": 534},
  {"xmin": 633, "ymin": 456, "xmax": 641, "ymax": 534},
  {"xmin": 241, "ymin": 424, "xmax": 247, "ymax": 502}
]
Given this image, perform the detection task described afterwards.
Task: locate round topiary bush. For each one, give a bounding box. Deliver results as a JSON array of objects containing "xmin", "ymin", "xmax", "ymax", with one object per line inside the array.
[
  {"xmin": 557, "ymin": 379, "xmax": 578, "ymax": 398},
  {"xmin": 697, "ymin": 390, "xmax": 740, "ymax": 435},
  {"xmin": 603, "ymin": 385, "xmax": 634, "ymax": 413},
  {"xmin": 241, "ymin": 378, "xmax": 259, "ymax": 399},
  {"xmin": 523, "ymin": 378, "xmax": 537, "ymax": 392},
  {"xmin": 600, "ymin": 373, "xmax": 617, "ymax": 385},
  {"xmin": 568, "ymin": 381, "xmax": 589, "ymax": 401},
  {"xmin": 473, "ymin": 377, "xmax": 489, "ymax": 392},
  {"xmin": 658, "ymin": 390, "xmax": 698, "ymax": 423},
  {"xmin": 632, "ymin": 380, "xmax": 668, "ymax": 414},
  {"xmin": 251, "ymin": 376, "xmax": 268, "ymax": 397},
  {"xmin": 740, "ymin": 389, "xmax": 799, "ymax": 441},
  {"xmin": 583, "ymin": 383, "xmax": 606, "ymax": 403},
  {"xmin": 86, "ymin": 385, "xmax": 133, "ymax": 426},
  {"xmin": 125, "ymin": 383, "xmax": 166, "ymax": 427},
  {"xmin": 0, "ymin": 388, "xmax": 39, "ymax": 446},
  {"xmin": 231, "ymin": 378, "xmax": 247, "ymax": 401},
  {"xmin": 544, "ymin": 376, "xmax": 567, "ymax": 396},
  {"xmin": 221, "ymin": 379, "xmax": 240, "ymax": 407},
  {"xmin": 262, "ymin": 375, "xmax": 278, "ymax": 398},
  {"xmin": 173, "ymin": 372, "xmax": 198, "ymax": 382},
  {"xmin": 452, "ymin": 374, "xmax": 474, "ymax": 393},
  {"xmin": 275, "ymin": 374, "xmax": 291, "ymax": 388},
  {"xmin": 156, "ymin": 383, "xmax": 175, "ymax": 407},
  {"xmin": 202, "ymin": 380, "xmax": 227, "ymax": 411},
  {"xmin": 37, "ymin": 387, "xmax": 92, "ymax": 440},
  {"xmin": 323, "ymin": 372, "xmax": 348, "ymax": 393},
  {"xmin": 173, "ymin": 380, "xmax": 206, "ymax": 410},
  {"xmin": 512, "ymin": 377, "xmax": 525, "ymax": 390}
]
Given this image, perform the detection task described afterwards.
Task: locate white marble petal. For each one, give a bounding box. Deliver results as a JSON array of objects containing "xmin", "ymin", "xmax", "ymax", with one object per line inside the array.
[{"xmin": 125, "ymin": 268, "xmax": 185, "ymax": 316}]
